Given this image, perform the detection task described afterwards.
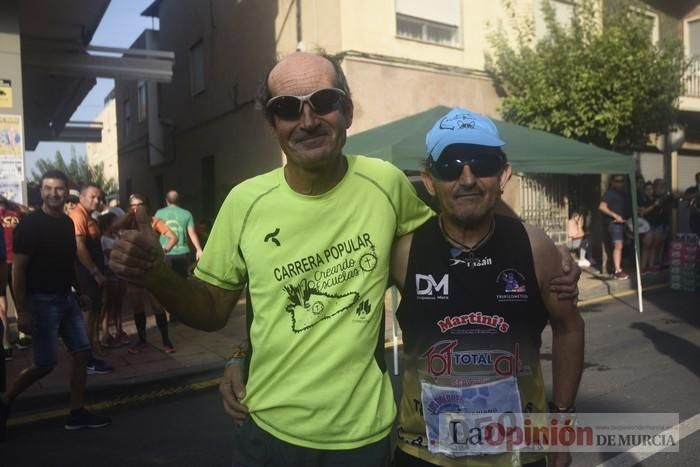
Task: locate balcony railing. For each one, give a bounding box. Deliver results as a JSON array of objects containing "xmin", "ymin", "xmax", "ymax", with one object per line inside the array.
[{"xmin": 685, "ymin": 55, "xmax": 700, "ymax": 97}]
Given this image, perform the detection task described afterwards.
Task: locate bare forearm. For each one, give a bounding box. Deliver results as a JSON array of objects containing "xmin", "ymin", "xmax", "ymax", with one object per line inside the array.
[
  {"xmin": 144, "ymin": 261, "xmax": 236, "ymax": 332},
  {"xmin": 187, "ymin": 227, "xmax": 203, "ymax": 253},
  {"xmin": 12, "ymin": 265, "xmax": 27, "ymax": 314},
  {"xmin": 551, "ymin": 324, "xmax": 585, "ymax": 408},
  {"xmin": 163, "ymin": 233, "xmax": 177, "ymax": 252},
  {"xmin": 599, "ymin": 202, "xmax": 622, "ymax": 220},
  {"xmin": 76, "ymin": 242, "xmax": 97, "ymax": 271}
]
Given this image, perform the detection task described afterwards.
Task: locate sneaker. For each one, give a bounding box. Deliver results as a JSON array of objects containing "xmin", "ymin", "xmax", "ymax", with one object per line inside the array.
[
  {"xmin": 128, "ymin": 341, "xmax": 148, "ymax": 354},
  {"xmin": 577, "ymin": 258, "xmax": 591, "ymax": 267},
  {"xmin": 15, "ymin": 335, "xmax": 31, "ymax": 350},
  {"xmin": 115, "ymin": 331, "xmax": 130, "ymax": 347},
  {"xmin": 86, "ymin": 358, "xmax": 114, "ymax": 375},
  {"xmin": 163, "ymin": 340, "xmax": 176, "ymax": 354},
  {"xmin": 0, "ymin": 398, "xmax": 10, "ymax": 442},
  {"xmin": 64, "ymin": 408, "xmax": 111, "ymax": 430},
  {"xmin": 100, "ymin": 335, "xmax": 118, "ymax": 348},
  {"xmin": 3, "ymin": 347, "xmax": 11, "ymax": 361},
  {"xmin": 614, "ymin": 270, "xmax": 630, "ymax": 280}
]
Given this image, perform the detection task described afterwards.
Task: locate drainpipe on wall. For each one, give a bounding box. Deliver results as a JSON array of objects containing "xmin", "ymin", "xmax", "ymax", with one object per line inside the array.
[{"xmin": 296, "ymin": 0, "xmax": 304, "ymax": 51}]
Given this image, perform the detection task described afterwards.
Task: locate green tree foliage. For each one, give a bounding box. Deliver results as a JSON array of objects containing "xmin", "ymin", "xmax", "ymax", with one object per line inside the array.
[
  {"xmin": 486, "ymin": 0, "xmax": 688, "ymax": 150},
  {"xmin": 31, "ymin": 147, "xmax": 118, "ymax": 195}
]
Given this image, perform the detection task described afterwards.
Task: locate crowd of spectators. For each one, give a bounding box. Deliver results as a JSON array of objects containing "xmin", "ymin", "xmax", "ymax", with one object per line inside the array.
[{"xmin": 1, "ymin": 171, "xmax": 206, "ymax": 441}]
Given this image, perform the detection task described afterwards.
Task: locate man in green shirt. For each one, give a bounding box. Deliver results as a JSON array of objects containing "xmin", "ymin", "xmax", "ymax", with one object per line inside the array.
[
  {"xmin": 108, "ymin": 52, "xmax": 579, "ymax": 467},
  {"xmin": 154, "ymin": 190, "xmax": 203, "ymax": 278}
]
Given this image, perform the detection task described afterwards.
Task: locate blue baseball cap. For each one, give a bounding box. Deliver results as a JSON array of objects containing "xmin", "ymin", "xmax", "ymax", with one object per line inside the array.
[{"xmin": 426, "ymin": 107, "xmax": 505, "ymax": 160}]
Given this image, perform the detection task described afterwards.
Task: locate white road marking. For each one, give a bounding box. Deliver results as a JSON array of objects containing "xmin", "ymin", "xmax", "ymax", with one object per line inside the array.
[{"xmin": 595, "ymin": 412, "xmax": 700, "ymax": 467}]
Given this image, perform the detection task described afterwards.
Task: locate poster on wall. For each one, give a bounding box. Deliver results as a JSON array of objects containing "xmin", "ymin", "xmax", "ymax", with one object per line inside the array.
[
  {"xmin": 0, "ymin": 180, "xmax": 22, "ymax": 202},
  {"xmin": 0, "ymin": 80, "xmax": 12, "ymax": 108},
  {"xmin": 0, "ymin": 159, "xmax": 23, "ymax": 180},
  {"xmin": 0, "ymin": 115, "xmax": 23, "ymax": 157}
]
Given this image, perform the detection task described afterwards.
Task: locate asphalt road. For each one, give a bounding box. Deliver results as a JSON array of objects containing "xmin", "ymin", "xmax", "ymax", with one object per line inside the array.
[{"xmin": 1, "ymin": 287, "xmax": 698, "ymax": 467}]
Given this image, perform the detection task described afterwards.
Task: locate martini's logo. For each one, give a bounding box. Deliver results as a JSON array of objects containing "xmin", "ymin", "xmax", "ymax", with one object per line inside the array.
[{"xmin": 437, "ymin": 312, "xmax": 510, "ymax": 334}]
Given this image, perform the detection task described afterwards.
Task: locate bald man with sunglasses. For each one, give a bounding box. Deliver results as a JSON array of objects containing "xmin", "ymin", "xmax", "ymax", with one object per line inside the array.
[{"xmin": 108, "ymin": 52, "xmax": 580, "ymax": 467}]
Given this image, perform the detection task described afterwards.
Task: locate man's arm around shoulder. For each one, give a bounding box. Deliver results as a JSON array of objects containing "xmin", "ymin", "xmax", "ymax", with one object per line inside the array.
[
  {"xmin": 525, "ymin": 223, "xmax": 584, "ymax": 409},
  {"xmin": 527, "ymin": 224, "xmax": 583, "ymax": 467},
  {"xmin": 390, "ymin": 233, "xmax": 413, "ymax": 293}
]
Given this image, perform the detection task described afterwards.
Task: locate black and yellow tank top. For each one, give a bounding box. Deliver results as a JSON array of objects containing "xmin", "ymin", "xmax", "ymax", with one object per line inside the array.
[{"xmin": 396, "ymin": 214, "xmax": 548, "ymax": 466}]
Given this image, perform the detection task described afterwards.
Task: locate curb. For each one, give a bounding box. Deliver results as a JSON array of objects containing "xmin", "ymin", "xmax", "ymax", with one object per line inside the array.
[{"xmin": 7, "ymin": 364, "xmax": 224, "ymax": 425}]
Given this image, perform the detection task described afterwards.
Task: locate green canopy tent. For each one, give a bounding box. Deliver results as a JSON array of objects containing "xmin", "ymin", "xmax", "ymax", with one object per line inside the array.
[{"xmin": 345, "ymin": 105, "xmax": 643, "ymax": 310}]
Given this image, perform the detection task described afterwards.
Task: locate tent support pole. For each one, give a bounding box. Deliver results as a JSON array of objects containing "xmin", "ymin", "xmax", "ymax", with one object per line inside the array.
[
  {"xmin": 391, "ymin": 287, "xmax": 400, "ymax": 375},
  {"xmin": 629, "ymin": 176, "xmax": 644, "ymax": 312}
]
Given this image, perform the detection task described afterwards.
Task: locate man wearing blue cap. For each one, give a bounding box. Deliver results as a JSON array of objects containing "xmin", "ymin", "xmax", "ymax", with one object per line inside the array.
[{"xmin": 390, "ymin": 108, "xmax": 584, "ymax": 467}]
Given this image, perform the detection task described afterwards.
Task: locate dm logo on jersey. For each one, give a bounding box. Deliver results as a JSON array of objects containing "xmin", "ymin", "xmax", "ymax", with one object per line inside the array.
[
  {"xmin": 495, "ymin": 269, "xmax": 528, "ymax": 302},
  {"xmin": 416, "ymin": 274, "xmax": 449, "ymax": 300}
]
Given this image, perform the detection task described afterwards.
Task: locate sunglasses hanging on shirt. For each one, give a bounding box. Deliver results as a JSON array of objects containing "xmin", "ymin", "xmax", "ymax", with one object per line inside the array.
[{"xmin": 266, "ymin": 88, "xmax": 346, "ymax": 120}]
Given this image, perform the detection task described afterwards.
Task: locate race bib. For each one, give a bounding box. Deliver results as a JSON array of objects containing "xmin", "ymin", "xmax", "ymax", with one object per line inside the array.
[{"xmin": 421, "ymin": 377, "xmax": 524, "ymax": 457}]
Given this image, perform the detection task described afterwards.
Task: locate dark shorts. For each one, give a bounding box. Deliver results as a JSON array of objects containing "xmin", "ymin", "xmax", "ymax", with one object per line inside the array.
[
  {"xmin": 393, "ymin": 447, "xmax": 547, "ymax": 466},
  {"xmin": 649, "ymin": 224, "xmax": 669, "ymax": 239},
  {"xmin": 608, "ymin": 222, "xmax": 625, "ymax": 242},
  {"xmin": 232, "ymin": 418, "xmax": 392, "ymax": 467},
  {"xmin": 0, "ymin": 319, "xmax": 5, "ymax": 391},
  {"xmin": 164, "ymin": 253, "xmax": 192, "ymax": 279},
  {"xmin": 690, "ymin": 215, "xmax": 700, "ymax": 235},
  {"xmin": 0, "ymin": 262, "xmax": 11, "ymax": 297},
  {"xmin": 28, "ymin": 294, "xmax": 91, "ymax": 368},
  {"xmin": 76, "ymin": 266, "xmax": 102, "ymax": 312}
]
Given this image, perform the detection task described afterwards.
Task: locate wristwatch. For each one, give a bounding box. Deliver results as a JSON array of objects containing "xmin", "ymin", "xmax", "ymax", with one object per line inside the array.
[
  {"xmin": 548, "ymin": 401, "xmax": 576, "ymax": 413},
  {"xmin": 549, "ymin": 401, "xmax": 576, "ymax": 427}
]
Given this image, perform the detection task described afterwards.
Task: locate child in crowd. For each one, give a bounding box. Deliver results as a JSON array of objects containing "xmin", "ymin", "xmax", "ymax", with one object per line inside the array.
[
  {"xmin": 568, "ymin": 207, "xmax": 592, "ymax": 267},
  {"xmin": 98, "ymin": 213, "xmax": 129, "ymax": 347}
]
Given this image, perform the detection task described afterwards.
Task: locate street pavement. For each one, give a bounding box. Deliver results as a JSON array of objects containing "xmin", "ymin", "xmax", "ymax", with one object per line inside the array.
[
  {"xmin": 2, "ymin": 269, "xmax": 698, "ymax": 466},
  {"xmin": 2, "ymin": 266, "xmax": 658, "ymax": 403}
]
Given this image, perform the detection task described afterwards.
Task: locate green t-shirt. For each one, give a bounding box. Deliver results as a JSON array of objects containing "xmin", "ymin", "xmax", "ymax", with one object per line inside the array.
[
  {"xmin": 155, "ymin": 205, "xmax": 194, "ymax": 255},
  {"xmin": 195, "ymin": 155, "xmax": 433, "ymax": 449}
]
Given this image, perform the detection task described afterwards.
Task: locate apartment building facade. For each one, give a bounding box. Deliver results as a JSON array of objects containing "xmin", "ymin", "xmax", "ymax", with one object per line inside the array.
[
  {"xmin": 115, "ymin": 0, "xmax": 700, "ymax": 231},
  {"xmin": 86, "ymin": 89, "xmax": 119, "ymax": 184},
  {"xmin": 116, "ymin": 0, "xmax": 516, "ymax": 219}
]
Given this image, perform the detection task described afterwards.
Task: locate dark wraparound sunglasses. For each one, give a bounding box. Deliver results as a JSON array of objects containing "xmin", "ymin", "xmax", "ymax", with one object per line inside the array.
[
  {"xmin": 429, "ymin": 146, "xmax": 506, "ymax": 180},
  {"xmin": 266, "ymin": 88, "xmax": 346, "ymax": 120}
]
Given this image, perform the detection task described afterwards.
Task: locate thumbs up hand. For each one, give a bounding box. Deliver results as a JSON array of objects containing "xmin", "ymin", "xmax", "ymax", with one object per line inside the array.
[{"xmin": 109, "ymin": 206, "xmax": 163, "ymax": 282}]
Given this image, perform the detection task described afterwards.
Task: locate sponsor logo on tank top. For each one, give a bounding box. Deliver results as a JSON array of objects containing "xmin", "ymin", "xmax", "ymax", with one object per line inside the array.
[
  {"xmin": 436, "ymin": 312, "xmax": 510, "ymax": 334},
  {"xmin": 448, "ymin": 256, "xmax": 493, "ymax": 268},
  {"xmin": 416, "ymin": 274, "xmax": 449, "ymax": 300},
  {"xmin": 495, "ymin": 269, "xmax": 529, "ymax": 302},
  {"xmin": 421, "ymin": 340, "xmax": 530, "ymax": 379},
  {"xmin": 448, "ymin": 247, "xmax": 493, "ymax": 268}
]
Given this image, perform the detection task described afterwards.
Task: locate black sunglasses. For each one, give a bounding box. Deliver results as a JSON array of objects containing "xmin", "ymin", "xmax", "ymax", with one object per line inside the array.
[
  {"xmin": 429, "ymin": 147, "xmax": 506, "ymax": 180},
  {"xmin": 266, "ymin": 88, "xmax": 346, "ymax": 120}
]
